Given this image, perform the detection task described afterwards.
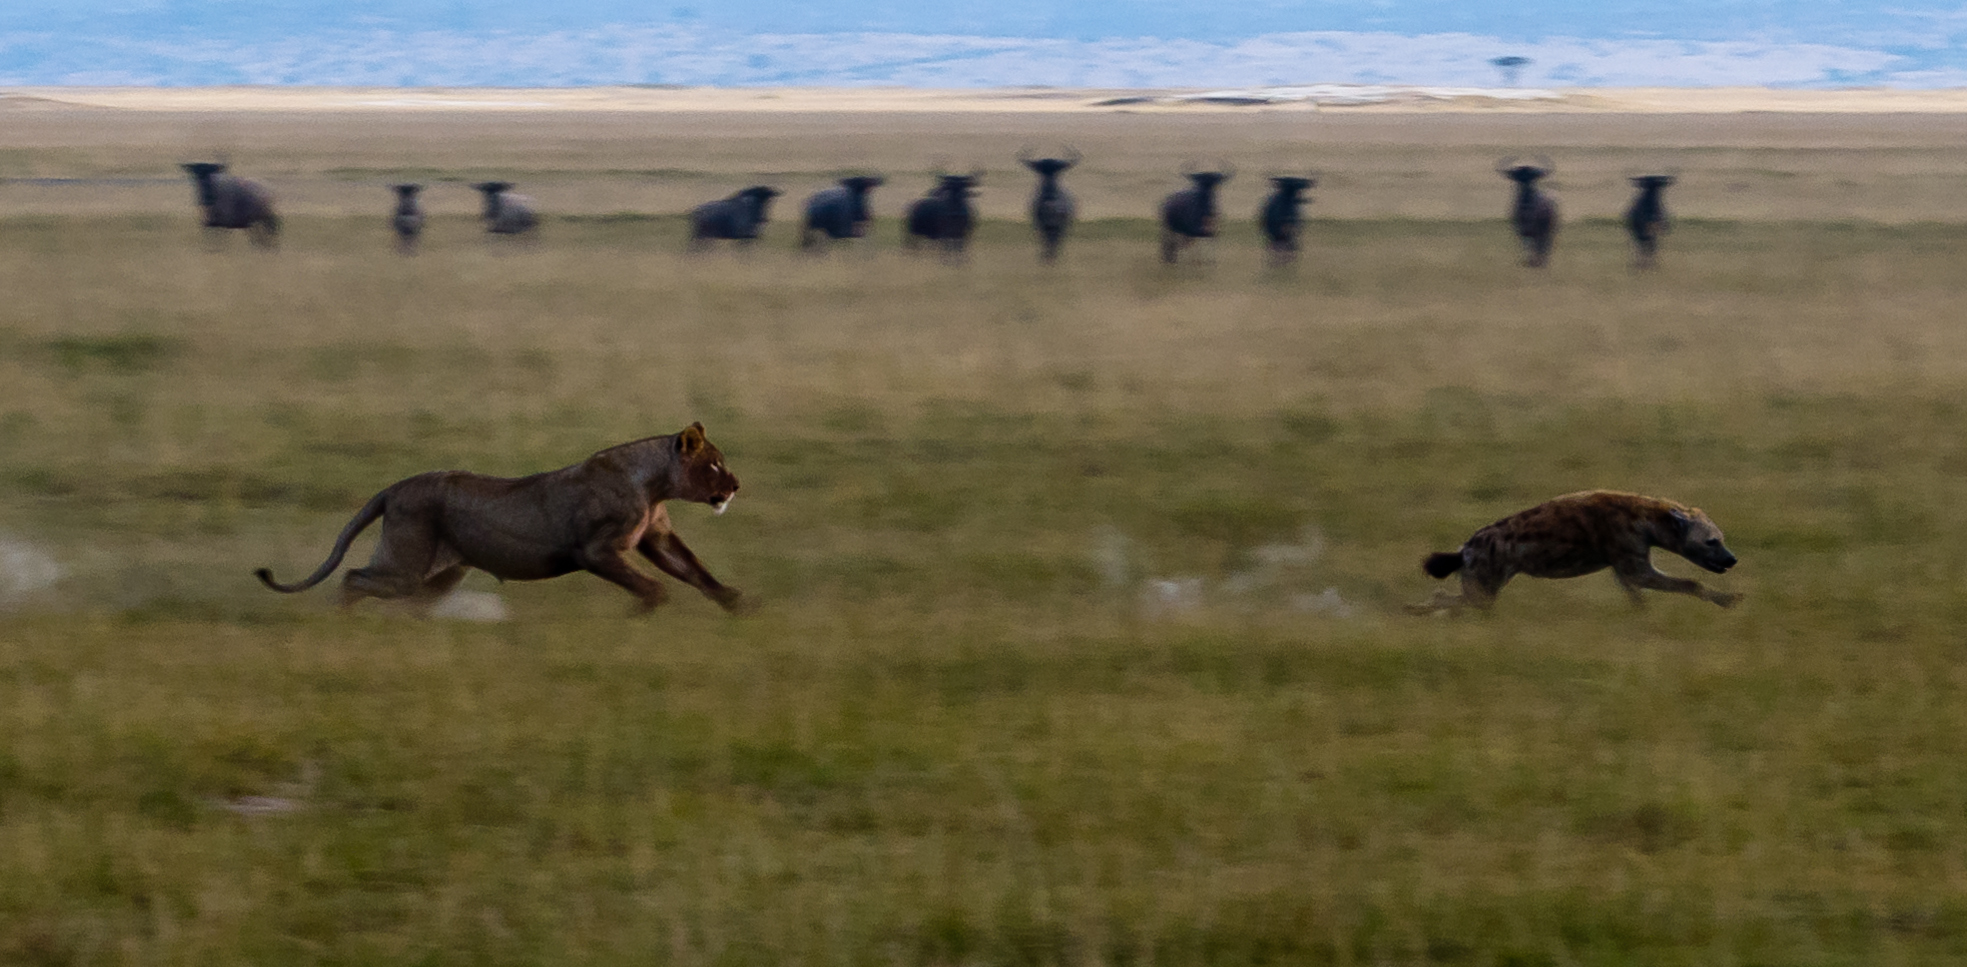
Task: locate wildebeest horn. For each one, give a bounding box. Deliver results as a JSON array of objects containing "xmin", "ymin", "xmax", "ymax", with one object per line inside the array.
[
  {"xmin": 1496, "ymin": 156, "xmax": 1519, "ymax": 175},
  {"xmin": 1017, "ymin": 146, "xmax": 1036, "ymax": 164}
]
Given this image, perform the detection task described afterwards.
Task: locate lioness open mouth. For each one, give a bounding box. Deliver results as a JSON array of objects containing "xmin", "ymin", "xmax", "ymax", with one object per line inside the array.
[{"xmin": 712, "ymin": 495, "xmax": 733, "ymax": 515}]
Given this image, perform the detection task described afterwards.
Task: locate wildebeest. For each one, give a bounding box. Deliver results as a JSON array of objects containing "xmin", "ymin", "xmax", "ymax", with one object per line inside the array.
[
  {"xmin": 1160, "ymin": 164, "xmax": 1233, "ymax": 263},
  {"xmin": 1020, "ymin": 147, "xmax": 1079, "ymax": 262},
  {"xmin": 1496, "ymin": 156, "xmax": 1559, "ymax": 267},
  {"xmin": 690, "ymin": 186, "xmax": 781, "ymax": 248},
  {"xmin": 471, "ymin": 181, "xmax": 539, "ymax": 236},
  {"xmin": 181, "ymin": 162, "xmax": 279, "ymax": 247},
  {"xmin": 1258, "ymin": 175, "xmax": 1316, "ymax": 263},
  {"xmin": 1625, "ymin": 175, "xmax": 1676, "ymax": 269},
  {"xmin": 802, "ymin": 175, "xmax": 885, "ymax": 248},
  {"xmin": 904, "ymin": 171, "xmax": 982, "ymax": 255},
  {"xmin": 390, "ymin": 183, "xmax": 425, "ymax": 254}
]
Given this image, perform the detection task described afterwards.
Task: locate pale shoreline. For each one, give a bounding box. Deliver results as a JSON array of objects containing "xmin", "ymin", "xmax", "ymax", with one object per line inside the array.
[{"xmin": 12, "ymin": 85, "xmax": 1967, "ymax": 114}]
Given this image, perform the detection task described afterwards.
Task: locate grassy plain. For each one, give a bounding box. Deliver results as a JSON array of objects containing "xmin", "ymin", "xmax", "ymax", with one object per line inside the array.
[{"xmin": 3, "ymin": 105, "xmax": 1967, "ymax": 964}]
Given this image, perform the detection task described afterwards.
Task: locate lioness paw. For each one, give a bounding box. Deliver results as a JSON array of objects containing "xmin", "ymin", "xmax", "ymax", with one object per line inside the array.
[{"xmin": 716, "ymin": 589, "xmax": 757, "ymax": 615}]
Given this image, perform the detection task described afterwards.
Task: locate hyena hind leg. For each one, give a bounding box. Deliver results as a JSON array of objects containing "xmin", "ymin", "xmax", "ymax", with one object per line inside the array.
[
  {"xmin": 1405, "ymin": 586, "xmax": 1500, "ymax": 616},
  {"xmin": 1406, "ymin": 569, "xmax": 1506, "ymax": 616},
  {"xmin": 1405, "ymin": 588, "xmax": 1468, "ymax": 615}
]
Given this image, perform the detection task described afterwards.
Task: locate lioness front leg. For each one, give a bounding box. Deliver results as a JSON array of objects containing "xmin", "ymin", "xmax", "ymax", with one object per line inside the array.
[
  {"xmin": 579, "ymin": 547, "xmax": 671, "ymax": 614},
  {"xmin": 1614, "ymin": 562, "xmax": 1740, "ymax": 609},
  {"xmin": 639, "ymin": 532, "xmax": 747, "ymax": 613}
]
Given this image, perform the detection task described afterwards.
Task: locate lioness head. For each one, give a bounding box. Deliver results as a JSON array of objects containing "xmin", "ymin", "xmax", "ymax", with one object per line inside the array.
[
  {"xmin": 1666, "ymin": 507, "xmax": 1737, "ymax": 574},
  {"xmin": 675, "ymin": 422, "xmax": 740, "ymax": 514}
]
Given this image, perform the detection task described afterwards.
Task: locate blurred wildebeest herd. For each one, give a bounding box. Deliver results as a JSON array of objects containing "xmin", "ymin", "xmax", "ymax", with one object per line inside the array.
[{"xmin": 177, "ymin": 152, "xmax": 1679, "ymax": 269}]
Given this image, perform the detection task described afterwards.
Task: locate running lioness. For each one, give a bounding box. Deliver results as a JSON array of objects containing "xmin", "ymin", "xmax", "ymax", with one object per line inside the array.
[
  {"xmin": 256, "ymin": 423, "xmax": 745, "ymax": 614},
  {"xmin": 1409, "ymin": 490, "xmax": 1740, "ymax": 614}
]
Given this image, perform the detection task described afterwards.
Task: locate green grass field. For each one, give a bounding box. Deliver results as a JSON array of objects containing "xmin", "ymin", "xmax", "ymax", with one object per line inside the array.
[{"xmin": 3, "ymin": 109, "xmax": 1967, "ymax": 965}]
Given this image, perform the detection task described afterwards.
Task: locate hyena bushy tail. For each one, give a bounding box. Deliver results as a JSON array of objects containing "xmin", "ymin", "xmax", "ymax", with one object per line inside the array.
[
  {"xmin": 255, "ymin": 489, "xmax": 389, "ymax": 593},
  {"xmin": 1422, "ymin": 551, "xmax": 1465, "ymax": 579}
]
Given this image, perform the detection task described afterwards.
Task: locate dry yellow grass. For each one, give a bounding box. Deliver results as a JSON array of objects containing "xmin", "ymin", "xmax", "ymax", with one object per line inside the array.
[{"xmin": 2, "ymin": 103, "xmax": 1966, "ymax": 964}]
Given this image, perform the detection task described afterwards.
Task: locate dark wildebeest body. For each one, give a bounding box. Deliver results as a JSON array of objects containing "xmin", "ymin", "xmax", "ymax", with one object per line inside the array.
[
  {"xmin": 1625, "ymin": 175, "xmax": 1676, "ymax": 269},
  {"xmin": 904, "ymin": 173, "xmax": 981, "ymax": 255},
  {"xmin": 1497, "ymin": 157, "xmax": 1558, "ymax": 267},
  {"xmin": 390, "ymin": 183, "xmax": 425, "ymax": 254},
  {"xmin": 181, "ymin": 162, "xmax": 279, "ymax": 247},
  {"xmin": 1258, "ymin": 175, "xmax": 1316, "ymax": 263},
  {"xmin": 690, "ymin": 186, "xmax": 780, "ymax": 248},
  {"xmin": 1020, "ymin": 149, "xmax": 1079, "ymax": 262},
  {"xmin": 1160, "ymin": 168, "xmax": 1232, "ymax": 263},
  {"xmin": 802, "ymin": 175, "xmax": 884, "ymax": 248},
  {"xmin": 471, "ymin": 181, "xmax": 539, "ymax": 236}
]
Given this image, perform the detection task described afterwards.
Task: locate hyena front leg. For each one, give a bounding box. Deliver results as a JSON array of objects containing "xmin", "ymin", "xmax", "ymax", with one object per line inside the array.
[{"xmin": 1614, "ymin": 560, "xmax": 1741, "ymax": 609}]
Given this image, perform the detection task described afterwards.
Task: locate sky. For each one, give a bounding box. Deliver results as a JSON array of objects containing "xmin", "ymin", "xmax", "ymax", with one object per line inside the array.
[{"xmin": 4, "ymin": 1, "xmax": 1967, "ymax": 87}]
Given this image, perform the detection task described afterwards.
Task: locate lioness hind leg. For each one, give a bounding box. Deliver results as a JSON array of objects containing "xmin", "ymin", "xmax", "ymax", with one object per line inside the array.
[
  {"xmin": 410, "ymin": 566, "xmax": 470, "ymax": 612},
  {"xmin": 339, "ymin": 567, "xmax": 422, "ymax": 608},
  {"xmin": 336, "ymin": 515, "xmax": 446, "ymax": 609},
  {"xmin": 640, "ymin": 532, "xmax": 747, "ymax": 613}
]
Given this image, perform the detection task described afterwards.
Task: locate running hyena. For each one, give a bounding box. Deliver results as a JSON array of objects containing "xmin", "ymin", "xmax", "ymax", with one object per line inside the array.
[{"xmin": 1408, "ymin": 490, "xmax": 1741, "ymax": 614}]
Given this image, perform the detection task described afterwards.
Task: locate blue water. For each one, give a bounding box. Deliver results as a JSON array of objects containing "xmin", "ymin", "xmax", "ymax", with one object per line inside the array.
[{"xmin": 4, "ymin": 1, "xmax": 1965, "ymax": 86}]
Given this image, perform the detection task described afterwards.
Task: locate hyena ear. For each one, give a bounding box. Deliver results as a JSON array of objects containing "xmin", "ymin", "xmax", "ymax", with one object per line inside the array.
[
  {"xmin": 677, "ymin": 423, "xmax": 706, "ymax": 455},
  {"xmin": 1667, "ymin": 509, "xmax": 1693, "ymax": 538}
]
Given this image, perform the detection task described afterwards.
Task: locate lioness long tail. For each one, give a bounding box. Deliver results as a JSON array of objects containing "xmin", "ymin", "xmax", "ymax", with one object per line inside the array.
[
  {"xmin": 255, "ymin": 489, "xmax": 389, "ymax": 593},
  {"xmin": 1422, "ymin": 551, "xmax": 1465, "ymax": 579}
]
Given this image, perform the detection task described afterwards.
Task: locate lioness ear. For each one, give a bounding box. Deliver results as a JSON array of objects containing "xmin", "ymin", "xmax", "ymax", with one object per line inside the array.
[{"xmin": 677, "ymin": 423, "xmax": 705, "ymax": 455}]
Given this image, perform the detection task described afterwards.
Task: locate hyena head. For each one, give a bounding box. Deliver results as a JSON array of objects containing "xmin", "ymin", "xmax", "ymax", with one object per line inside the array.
[{"xmin": 1665, "ymin": 507, "xmax": 1737, "ymax": 574}]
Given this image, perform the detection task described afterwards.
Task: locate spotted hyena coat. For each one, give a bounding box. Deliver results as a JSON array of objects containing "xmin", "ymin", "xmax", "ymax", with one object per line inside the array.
[{"xmin": 1409, "ymin": 490, "xmax": 1741, "ymax": 614}]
